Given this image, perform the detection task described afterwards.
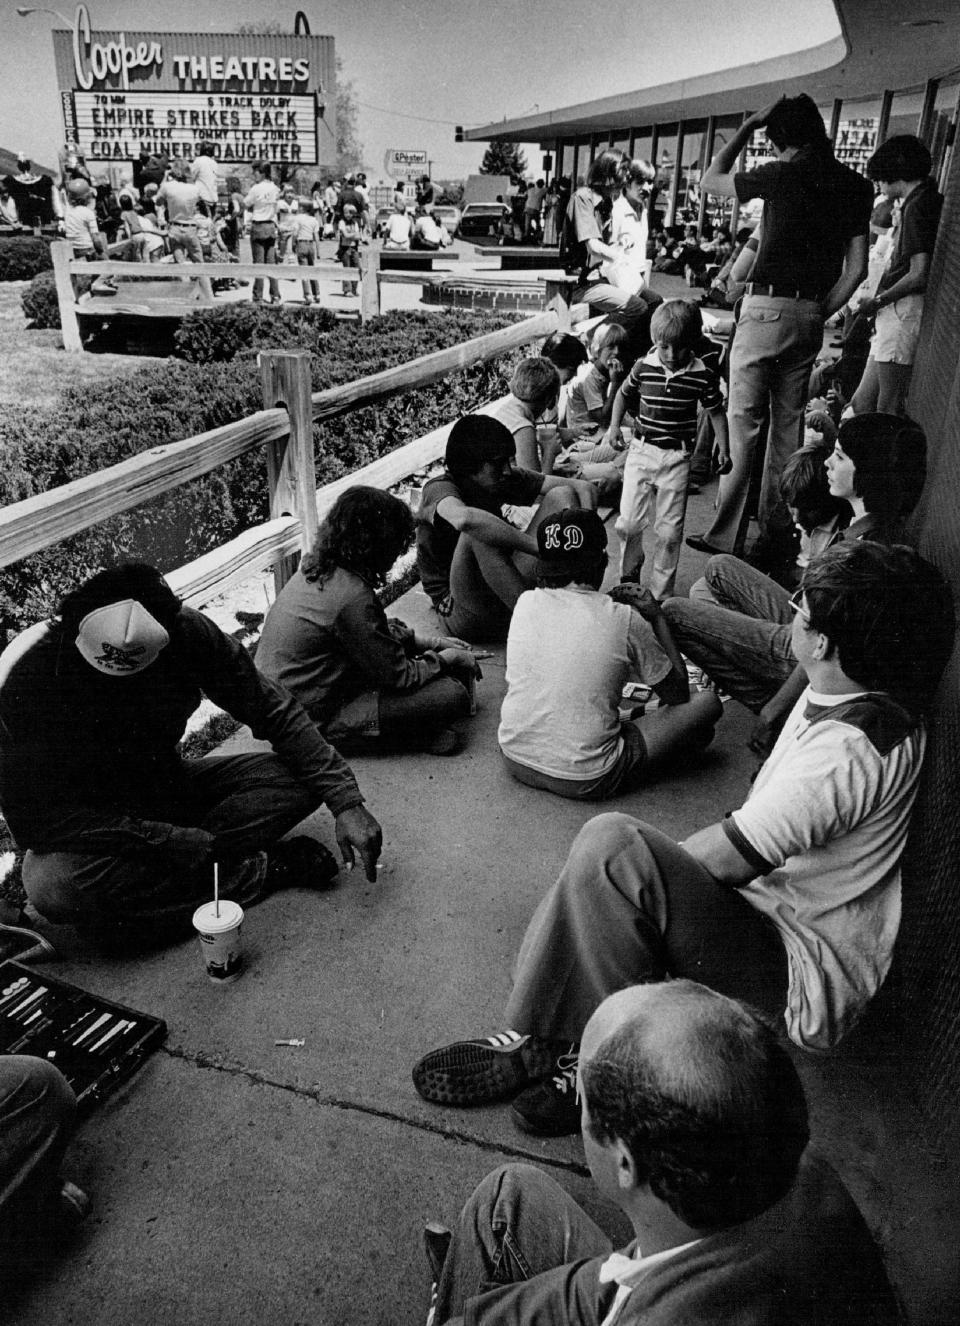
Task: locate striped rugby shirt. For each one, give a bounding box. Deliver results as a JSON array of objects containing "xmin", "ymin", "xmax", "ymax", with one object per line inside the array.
[{"xmin": 621, "ymin": 346, "xmax": 723, "ymax": 451}]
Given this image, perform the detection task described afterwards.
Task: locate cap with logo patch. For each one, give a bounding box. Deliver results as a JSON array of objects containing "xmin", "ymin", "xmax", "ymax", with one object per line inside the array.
[
  {"xmin": 535, "ymin": 508, "xmax": 607, "ymax": 578},
  {"xmin": 75, "ymin": 599, "xmax": 170, "ymax": 676}
]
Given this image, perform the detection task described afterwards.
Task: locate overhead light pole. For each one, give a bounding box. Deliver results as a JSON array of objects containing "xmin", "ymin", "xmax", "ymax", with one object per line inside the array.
[{"xmin": 16, "ymin": 6, "xmax": 73, "ymax": 24}]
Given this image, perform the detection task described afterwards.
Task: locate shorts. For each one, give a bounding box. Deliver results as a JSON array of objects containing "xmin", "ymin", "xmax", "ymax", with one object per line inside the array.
[
  {"xmin": 500, "ymin": 722, "xmax": 648, "ymax": 800},
  {"xmin": 870, "ymin": 294, "xmax": 924, "ymax": 365}
]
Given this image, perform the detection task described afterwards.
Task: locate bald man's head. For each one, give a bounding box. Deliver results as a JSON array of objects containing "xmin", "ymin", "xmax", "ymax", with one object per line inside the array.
[{"xmin": 580, "ymin": 982, "xmax": 809, "ymax": 1230}]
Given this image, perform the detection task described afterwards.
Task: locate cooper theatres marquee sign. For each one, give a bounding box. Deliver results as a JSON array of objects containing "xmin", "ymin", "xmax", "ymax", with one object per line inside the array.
[{"xmin": 53, "ymin": 5, "xmax": 336, "ymax": 164}]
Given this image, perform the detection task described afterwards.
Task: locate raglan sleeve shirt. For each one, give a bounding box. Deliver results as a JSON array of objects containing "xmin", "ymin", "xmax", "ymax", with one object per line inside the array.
[{"xmin": 178, "ymin": 608, "xmax": 364, "ymax": 817}]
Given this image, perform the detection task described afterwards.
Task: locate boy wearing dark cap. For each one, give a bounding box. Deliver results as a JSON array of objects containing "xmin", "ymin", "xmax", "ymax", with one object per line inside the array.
[
  {"xmin": 415, "ymin": 417, "xmax": 596, "ymax": 641},
  {"xmin": 498, "ymin": 508, "xmax": 722, "ymax": 800}
]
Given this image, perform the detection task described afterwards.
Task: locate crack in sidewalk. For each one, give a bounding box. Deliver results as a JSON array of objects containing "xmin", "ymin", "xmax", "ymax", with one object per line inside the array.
[{"xmin": 162, "ymin": 1042, "xmax": 590, "ymax": 1178}]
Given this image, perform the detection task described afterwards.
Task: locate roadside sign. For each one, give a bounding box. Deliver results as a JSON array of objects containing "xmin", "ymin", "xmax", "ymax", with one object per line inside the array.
[{"xmin": 383, "ymin": 148, "xmax": 428, "ymax": 181}]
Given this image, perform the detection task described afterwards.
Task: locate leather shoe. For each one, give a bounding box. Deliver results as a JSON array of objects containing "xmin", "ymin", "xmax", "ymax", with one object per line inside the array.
[{"xmin": 685, "ymin": 535, "xmax": 725, "ymax": 555}]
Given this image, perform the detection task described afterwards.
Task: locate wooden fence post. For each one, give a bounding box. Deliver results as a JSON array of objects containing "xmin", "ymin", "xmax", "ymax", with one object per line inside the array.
[
  {"xmin": 359, "ymin": 245, "xmax": 381, "ymax": 324},
  {"xmin": 546, "ymin": 292, "xmax": 570, "ymax": 332},
  {"xmin": 259, "ymin": 350, "xmax": 318, "ymax": 594},
  {"xmin": 51, "ymin": 240, "xmax": 83, "ymax": 354}
]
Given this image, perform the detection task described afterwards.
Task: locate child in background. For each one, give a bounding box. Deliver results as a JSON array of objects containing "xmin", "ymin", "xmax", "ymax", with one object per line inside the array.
[
  {"xmin": 552, "ymin": 324, "xmax": 632, "ymax": 500},
  {"xmin": 481, "ymin": 357, "xmax": 562, "ymax": 474},
  {"xmin": 336, "ymin": 202, "xmax": 365, "ymax": 295},
  {"xmin": 604, "ymin": 299, "xmax": 728, "ymax": 598},
  {"xmin": 779, "ymin": 441, "xmax": 849, "ymax": 587},
  {"xmin": 293, "ymin": 204, "xmax": 322, "ymax": 303},
  {"xmin": 566, "ymin": 323, "xmax": 628, "ymax": 433},
  {"xmin": 539, "ymin": 332, "xmax": 589, "ymax": 438},
  {"xmin": 276, "ymin": 185, "xmax": 299, "ymax": 262},
  {"xmin": 63, "ymin": 178, "xmax": 104, "ymax": 259}
]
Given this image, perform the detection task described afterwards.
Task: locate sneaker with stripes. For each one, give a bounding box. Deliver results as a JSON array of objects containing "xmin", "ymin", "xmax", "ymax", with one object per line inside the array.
[{"xmin": 412, "ymin": 1030, "xmax": 558, "ymax": 1106}]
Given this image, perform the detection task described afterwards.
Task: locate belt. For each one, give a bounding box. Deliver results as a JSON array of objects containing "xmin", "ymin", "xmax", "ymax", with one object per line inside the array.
[
  {"xmin": 635, "ymin": 434, "xmax": 690, "ymax": 454},
  {"xmin": 745, "ymin": 282, "xmax": 821, "ymax": 302}
]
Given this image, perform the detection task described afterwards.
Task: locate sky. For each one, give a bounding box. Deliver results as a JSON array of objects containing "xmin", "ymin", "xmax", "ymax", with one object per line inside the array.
[{"xmin": 1, "ymin": 0, "xmax": 841, "ymax": 179}]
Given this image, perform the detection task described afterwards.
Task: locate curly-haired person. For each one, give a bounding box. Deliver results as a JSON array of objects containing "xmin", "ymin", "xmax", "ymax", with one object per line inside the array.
[{"xmin": 257, "ymin": 487, "xmax": 480, "ymax": 756}]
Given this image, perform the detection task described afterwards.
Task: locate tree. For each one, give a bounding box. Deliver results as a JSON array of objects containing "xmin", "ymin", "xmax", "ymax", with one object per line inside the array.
[
  {"xmin": 480, "ymin": 140, "xmax": 528, "ymax": 179},
  {"xmin": 335, "ymin": 57, "xmax": 364, "ymax": 178}
]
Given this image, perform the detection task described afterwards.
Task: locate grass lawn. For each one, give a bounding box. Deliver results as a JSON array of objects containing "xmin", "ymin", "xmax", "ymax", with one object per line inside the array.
[{"xmin": 0, "ymin": 280, "xmax": 161, "ymax": 409}]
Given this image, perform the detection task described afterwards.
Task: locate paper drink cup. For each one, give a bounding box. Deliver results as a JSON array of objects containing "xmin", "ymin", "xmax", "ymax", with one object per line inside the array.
[{"xmin": 192, "ymin": 900, "xmax": 244, "ymax": 984}]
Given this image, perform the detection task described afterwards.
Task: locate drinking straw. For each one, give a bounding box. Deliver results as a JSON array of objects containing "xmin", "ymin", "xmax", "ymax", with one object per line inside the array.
[{"xmin": 214, "ymin": 863, "xmax": 220, "ymax": 919}]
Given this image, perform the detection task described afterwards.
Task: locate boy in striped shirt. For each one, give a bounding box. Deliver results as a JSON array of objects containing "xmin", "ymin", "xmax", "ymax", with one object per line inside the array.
[{"xmin": 604, "ymin": 301, "xmax": 728, "ymax": 598}]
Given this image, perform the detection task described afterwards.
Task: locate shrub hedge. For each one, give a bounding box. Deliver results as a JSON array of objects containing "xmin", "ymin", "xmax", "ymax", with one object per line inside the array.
[
  {"xmin": 0, "ymin": 307, "xmax": 526, "ymax": 637},
  {"xmin": 0, "ymin": 237, "xmax": 53, "ymax": 283},
  {"xmin": 20, "ymin": 268, "xmax": 98, "ymax": 328}
]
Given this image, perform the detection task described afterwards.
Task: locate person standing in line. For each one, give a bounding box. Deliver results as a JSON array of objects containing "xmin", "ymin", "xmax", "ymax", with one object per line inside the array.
[
  {"xmin": 189, "ymin": 141, "xmax": 219, "ymax": 209},
  {"xmin": 244, "ymin": 160, "xmax": 282, "ymax": 304},
  {"xmin": 686, "ymin": 94, "xmax": 873, "ymax": 564},
  {"xmin": 156, "ymin": 158, "xmax": 215, "ymax": 300},
  {"xmin": 292, "ymin": 203, "xmax": 322, "ymax": 303},
  {"xmin": 848, "ymin": 135, "xmax": 943, "ymax": 417}
]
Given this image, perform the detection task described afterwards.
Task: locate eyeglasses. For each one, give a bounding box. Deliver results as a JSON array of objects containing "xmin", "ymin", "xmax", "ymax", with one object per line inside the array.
[{"xmin": 788, "ymin": 588, "xmax": 811, "ymax": 622}]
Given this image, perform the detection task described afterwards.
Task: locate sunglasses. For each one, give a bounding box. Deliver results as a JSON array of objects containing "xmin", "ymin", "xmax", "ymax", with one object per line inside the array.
[{"xmin": 788, "ymin": 588, "xmax": 811, "ymax": 623}]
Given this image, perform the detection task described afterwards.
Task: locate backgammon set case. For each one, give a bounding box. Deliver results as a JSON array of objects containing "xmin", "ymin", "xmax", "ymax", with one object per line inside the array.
[{"xmin": 0, "ymin": 960, "xmax": 166, "ymax": 1111}]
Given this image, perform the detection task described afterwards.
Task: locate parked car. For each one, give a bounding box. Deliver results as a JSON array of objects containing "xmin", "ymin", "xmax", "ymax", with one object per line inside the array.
[
  {"xmin": 432, "ymin": 204, "xmax": 461, "ymax": 237},
  {"xmin": 456, "ymin": 201, "xmax": 507, "ymax": 243}
]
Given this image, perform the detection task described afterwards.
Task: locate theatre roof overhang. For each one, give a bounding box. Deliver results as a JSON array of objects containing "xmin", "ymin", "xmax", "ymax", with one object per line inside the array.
[{"xmin": 466, "ymin": 1, "xmax": 960, "ymax": 144}]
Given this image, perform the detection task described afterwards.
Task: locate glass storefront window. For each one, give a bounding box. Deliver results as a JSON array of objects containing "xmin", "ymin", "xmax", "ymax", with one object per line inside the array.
[
  {"xmin": 653, "ymin": 124, "xmax": 678, "ymax": 228},
  {"xmin": 631, "ymin": 130, "xmax": 653, "ymax": 166},
  {"xmin": 560, "ymin": 142, "xmax": 575, "ymax": 183},
  {"xmin": 678, "ymin": 125, "xmax": 706, "ymax": 222},
  {"xmin": 834, "ymin": 98, "xmax": 882, "ymax": 175}
]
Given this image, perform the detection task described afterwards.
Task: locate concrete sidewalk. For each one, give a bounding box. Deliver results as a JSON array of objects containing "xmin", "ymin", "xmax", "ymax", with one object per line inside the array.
[{"xmin": 6, "ymin": 503, "xmax": 960, "ymax": 1326}]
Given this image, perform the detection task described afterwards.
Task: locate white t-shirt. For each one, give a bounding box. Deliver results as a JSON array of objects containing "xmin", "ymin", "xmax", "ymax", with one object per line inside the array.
[
  {"xmin": 156, "ymin": 179, "xmax": 201, "ymax": 224},
  {"xmin": 385, "ymin": 212, "xmax": 412, "ymax": 245},
  {"xmin": 729, "ymin": 687, "xmax": 925, "ymax": 1050},
  {"xmin": 64, "ymin": 203, "xmax": 98, "ymax": 251},
  {"xmin": 190, "ymin": 155, "xmax": 219, "ymax": 204},
  {"xmin": 244, "ymin": 179, "xmax": 280, "ymax": 222},
  {"xmin": 499, "ymin": 587, "xmax": 671, "ymax": 780}
]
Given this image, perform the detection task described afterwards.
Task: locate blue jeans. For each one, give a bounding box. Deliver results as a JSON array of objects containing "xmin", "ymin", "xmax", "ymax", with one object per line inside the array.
[
  {"xmin": 661, "ymin": 554, "xmax": 794, "ymax": 712},
  {"xmin": 249, "ymin": 221, "xmax": 281, "ymax": 301},
  {"xmin": 704, "ymin": 295, "xmax": 823, "ymax": 553},
  {"xmin": 23, "ymin": 752, "xmax": 318, "ymax": 944},
  {"xmin": 433, "ymin": 1164, "xmax": 613, "ymax": 1325},
  {"xmin": 0, "ymin": 1057, "xmax": 75, "ymax": 1217}
]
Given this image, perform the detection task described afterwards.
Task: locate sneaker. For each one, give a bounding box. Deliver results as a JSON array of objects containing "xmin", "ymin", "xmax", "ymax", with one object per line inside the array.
[
  {"xmin": 423, "ymin": 1221, "xmax": 452, "ymax": 1325},
  {"xmin": 412, "ymin": 1030, "xmax": 558, "ymax": 1106},
  {"xmin": 423, "ymin": 728, "xmax": 463, "ymax": 756},
  {"xmin": 510, "ymin": 1049, "xmax": 581, "ymax": 1136},
  {"xmin": 266, "ymin": 836, "xmax": 339, "ymax": 892}
]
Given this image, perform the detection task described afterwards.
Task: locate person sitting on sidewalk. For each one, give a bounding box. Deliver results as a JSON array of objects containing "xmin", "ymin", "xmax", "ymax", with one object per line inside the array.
[
  {"xmin": 663, "ymin": 413, "xmax": 927, "ymax": 737},
  {"xmin": 415, "ymin": 416, "xmax": 596, "ymax": 641},
  {"xmin": 413, "ymin": 541, "xmax": 953, "ymax": 1134},
  {"xmin": 481, "ymin": 357, "xmax": 562, "ymax": 474},
  {"xmin": 256, "ymin": 488, "xmax": 479, "ymax": 758},
  {"xmin": 604, "ymin": 300, "xmax": 728, "ymax": 599},
  {"xmin": 0, "ymin": 563, "xmax": 383, "ymax": 950},
  {"xmin": 423, "ymin": 983, "xmax": 897, "ymax": 1326},
  {"xmin": 1, "ymin": 1056, "xmax": 89, "ymax": 1264},
  {"xmin": 498, "ymin": 509, "xmax": 721, "ymax": 800},
  {"xmin": 565, "ymin": 323, "xmax": 628, "ymax": 434}
]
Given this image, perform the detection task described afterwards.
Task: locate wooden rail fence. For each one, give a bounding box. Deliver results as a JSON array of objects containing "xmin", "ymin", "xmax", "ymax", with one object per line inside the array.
[
  {"xmin": 3, "ymin": 300, "xmax": 587, "ymax": 609},
  {"xmin": 50, "ymin": 241, "xmax": 577, "ymax": 353}
]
